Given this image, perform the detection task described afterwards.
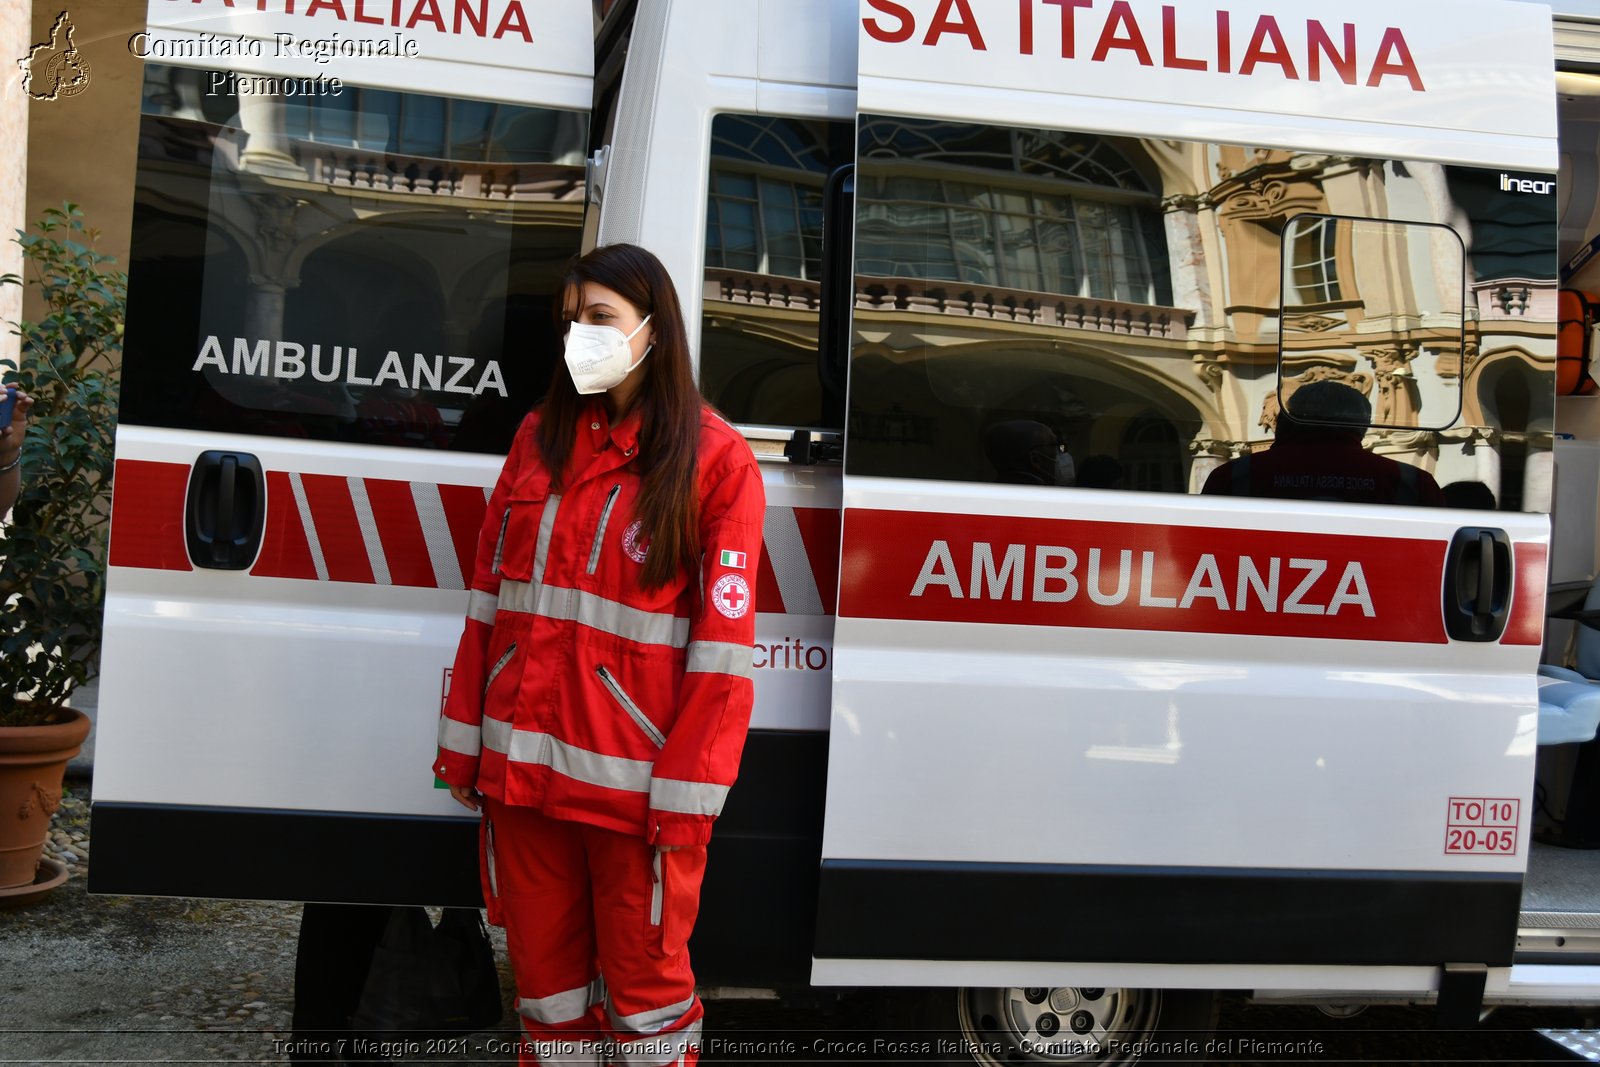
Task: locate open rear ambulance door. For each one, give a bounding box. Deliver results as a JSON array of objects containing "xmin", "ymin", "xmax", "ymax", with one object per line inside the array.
[
  {"xmin": 90, "ymin": 2, "xmax": 593, "ymax": 904},
  {"xmin": 814, "ymin": 0, "xmax": 1559, "ymax": 1028}
]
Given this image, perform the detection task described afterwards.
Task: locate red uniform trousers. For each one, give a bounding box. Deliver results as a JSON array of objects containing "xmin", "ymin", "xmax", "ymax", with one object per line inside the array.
[{"xmin": 484, "ymin": 798, "xmax": 706, "ymax": 1067}]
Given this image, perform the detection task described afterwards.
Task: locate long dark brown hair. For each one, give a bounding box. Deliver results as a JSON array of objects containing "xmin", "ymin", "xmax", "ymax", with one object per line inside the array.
[{"xmin": 539, "ymin": 244, "xmax": 701, "ymax": 590}]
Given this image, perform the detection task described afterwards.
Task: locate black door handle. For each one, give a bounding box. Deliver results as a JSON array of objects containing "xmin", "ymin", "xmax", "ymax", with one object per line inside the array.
[
  {"xmin": 186, "ymin": 451, "xmax": 265, "ymax": 570},
  {"xmin": 1444, "ymin": 527, "xmax": 1512, "ymax": 642}
]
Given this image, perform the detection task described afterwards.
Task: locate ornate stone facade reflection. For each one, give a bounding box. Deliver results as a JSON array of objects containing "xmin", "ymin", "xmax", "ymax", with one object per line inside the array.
[{"xmin": 702, "ymin": 118, "xmax": 1555, "ymax": 510}]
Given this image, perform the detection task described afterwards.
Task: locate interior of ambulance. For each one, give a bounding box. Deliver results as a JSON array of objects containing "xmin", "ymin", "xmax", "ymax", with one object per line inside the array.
[{"xmin": 1522, "ymin": 69, "xmax": 1600, "ymax": 954}]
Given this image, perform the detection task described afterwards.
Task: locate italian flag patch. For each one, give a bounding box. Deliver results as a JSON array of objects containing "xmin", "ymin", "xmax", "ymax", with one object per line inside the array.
[{"xmin": 719, "ymin": 549, "xmax": 747, "ymax": 569}]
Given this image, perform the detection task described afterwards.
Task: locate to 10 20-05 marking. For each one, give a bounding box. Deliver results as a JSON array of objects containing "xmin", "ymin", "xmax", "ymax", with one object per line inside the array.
[{"xmin": 1445, "ymin": 796, "xmax": 1520, "ymax": 856}]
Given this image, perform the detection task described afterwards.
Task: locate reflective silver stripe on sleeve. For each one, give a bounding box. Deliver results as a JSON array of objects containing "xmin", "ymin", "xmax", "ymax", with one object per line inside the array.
[
  {"xmin": 649, "ymin": 776, "xmax": 730, "ymax": 818},
  {"xmin": 467, "ymin": 589, "xmax": 499, "ymax": 625},
  {"xmin": 517, "ymin": 977, "xmax": 605, "ymax": 1025},
  {"xmin": 437, "ymin": 716, "xmax": 481, "ymax": 757},
  {"xmin": 684, "ymin": 641, "xmax": 753, "ymax": 679},
  {"xmin": 532, "ymin": 493, "xmax": 562, "ymax": 585},
  {"xmin": 499, "ymin": 580, "xmax": 690, "ymax": 649},
  {"xmin": 482, "ymin": 721, "xmax": 655, "ymax": 794},
  {"xmin": 613, "ymin": 1020, "xmax": 703, "ymax": 1067},
  {"xmin": 609, "ymin": 995, "xmax": 696, "ymax": 1036}
]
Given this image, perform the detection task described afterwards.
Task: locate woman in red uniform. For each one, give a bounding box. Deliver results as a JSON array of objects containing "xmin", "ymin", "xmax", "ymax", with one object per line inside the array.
[{"xmin": 434, "ymin": 244, "xmax": 765, "ymax": 1067}]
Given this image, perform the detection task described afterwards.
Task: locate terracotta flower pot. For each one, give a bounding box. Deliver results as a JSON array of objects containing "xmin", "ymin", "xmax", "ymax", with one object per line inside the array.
[{"xmin": 0, "ymin": 707, "xmax": 91, "ymax": 889}]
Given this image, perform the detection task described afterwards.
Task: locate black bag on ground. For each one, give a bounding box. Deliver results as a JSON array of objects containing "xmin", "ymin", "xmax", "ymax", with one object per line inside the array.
[{"xmin": 351, "ymin": 906, "xmax": 503, "ymax": 1038}]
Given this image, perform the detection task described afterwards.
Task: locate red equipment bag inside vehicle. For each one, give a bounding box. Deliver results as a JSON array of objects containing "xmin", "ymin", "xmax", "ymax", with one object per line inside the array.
[{"xmin": 1559, "ymin": 288, "xmax": 1600, "ymax": 395}]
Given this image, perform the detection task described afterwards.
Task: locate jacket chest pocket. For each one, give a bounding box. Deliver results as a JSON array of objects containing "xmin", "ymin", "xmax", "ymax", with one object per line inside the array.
[{"xmin": 492, "ymin": 471, "xmax": 554, "ymax": 583}]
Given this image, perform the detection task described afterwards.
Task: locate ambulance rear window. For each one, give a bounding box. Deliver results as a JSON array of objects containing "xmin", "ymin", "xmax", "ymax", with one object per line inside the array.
[
  {"xmin": 118, "ymin": 65, "xmax": 589, "ymax": 454},
  {"xmin": 844, "ymin": 119, "xmax": 1555, "ymax": 512}
]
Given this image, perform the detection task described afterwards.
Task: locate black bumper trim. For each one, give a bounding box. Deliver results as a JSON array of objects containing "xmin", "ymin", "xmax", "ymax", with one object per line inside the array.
[{"xmin": 814, "ymin": 859, "xmax": 1522, "ymax": 967}]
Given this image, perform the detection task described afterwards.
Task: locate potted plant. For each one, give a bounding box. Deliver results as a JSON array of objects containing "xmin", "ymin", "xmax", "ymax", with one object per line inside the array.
[{"xmin": 0, "ymin": 204, "xmax": 123, "ymax": 897}]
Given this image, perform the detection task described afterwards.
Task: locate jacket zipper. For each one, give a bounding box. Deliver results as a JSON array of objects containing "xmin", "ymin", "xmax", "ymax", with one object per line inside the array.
[
  {"xmin": 485, "ymin": 643, "xmax": 517, "ymax": 693},
  {"xmin": 649, "ymin": 848, "xmax": 663, "ymax": 927},
  {"xmin": 587, "ymin": 484, "xmax": 622, "ymax": 575},
  {"xmin": 595, "ymin": 665, "xmax": 665, "ymax": 748},
  {"xmin": 485, "ymin": 816, "xmax": 499, "ymax": 900},
  {"xmin": 491, "ymin": 511, "xmax": 510, "ymax": 575}
]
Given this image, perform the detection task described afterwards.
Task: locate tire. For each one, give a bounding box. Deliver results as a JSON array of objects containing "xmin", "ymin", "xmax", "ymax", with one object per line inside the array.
[{"xmin": 878, "ymin": 985, "xmax": 1219, "ymax": 1064}]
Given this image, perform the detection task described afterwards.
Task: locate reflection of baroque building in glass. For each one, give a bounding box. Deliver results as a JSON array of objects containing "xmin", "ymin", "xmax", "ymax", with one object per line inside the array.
[{"xmin": 700, "ymin": 115, "xmax": 1555, "ymax": 510}]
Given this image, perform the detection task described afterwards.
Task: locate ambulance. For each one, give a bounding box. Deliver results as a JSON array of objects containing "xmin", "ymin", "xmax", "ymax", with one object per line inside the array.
[{"xmin": 90, "ymin": 0, "xmax": 1600, "ymax": 1059}]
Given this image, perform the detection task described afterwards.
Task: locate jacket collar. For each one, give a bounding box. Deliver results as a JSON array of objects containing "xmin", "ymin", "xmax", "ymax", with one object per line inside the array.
[{"xmin": 578, "ymin": 399, "xmax": 643, "ymax": 464}]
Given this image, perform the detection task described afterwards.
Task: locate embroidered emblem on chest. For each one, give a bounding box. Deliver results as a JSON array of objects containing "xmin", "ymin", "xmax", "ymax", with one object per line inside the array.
[{"xmin": 622, "ymin": 519, "xmax": 650, "ymax": 563}]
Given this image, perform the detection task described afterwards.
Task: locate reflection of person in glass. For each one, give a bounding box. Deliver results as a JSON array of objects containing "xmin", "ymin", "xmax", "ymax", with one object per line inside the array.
[
  {"xmin": 1202, "ymin": 381, "xmax": 1444, "ymax": 506},
  {"xmin": 433, "ymin": 245, "xmax": 766, "ymax": 1067},
  {"xmin": 984, "ymin": 419, "xmax": 1074, "ymax": 486},
  {"xmin": 0, "ymin": 389, "xmax": 31, "ymax": 517}
]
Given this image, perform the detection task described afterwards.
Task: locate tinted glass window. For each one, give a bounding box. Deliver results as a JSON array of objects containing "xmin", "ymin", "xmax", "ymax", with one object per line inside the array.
[
  {"xmin": 846, "ymin": 122, "xmax": 1555, "ymax": 512},
  {"xmin": 699, "ymin": 114, "xmax": 851, "ymax": 429},
  {"xmin": 122, "ymin": 65, "xmax": 588, "ymax": 453}
]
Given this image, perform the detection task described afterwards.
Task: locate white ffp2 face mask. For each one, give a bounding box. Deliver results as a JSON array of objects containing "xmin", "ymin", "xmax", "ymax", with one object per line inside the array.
[{"xmin": 563, "ymin": 315, "xmax": 652, "ymax": 395}]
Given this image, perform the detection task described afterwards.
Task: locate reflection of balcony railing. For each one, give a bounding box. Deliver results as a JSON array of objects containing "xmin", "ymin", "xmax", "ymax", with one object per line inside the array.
[
  {"xmin": 705, "ymin": 269, "xmax": 821, "ymax": 311},
  {"xmin": 857, "ymin": 277, "xmax": 1189, "ymax": 340},
  {"xmin": 704, "ymin": 269, "xmax": 1191, "ymax": 340},
  {"xmin": 1472, "ymin": 278, "xmax": 1556, "ymax": 321},
  {"xmin": 138, "ymin": 117, "xmax": 586, "ymax": 203},
  {"xmin": 294, "ymin": 142, "xmax": 585, "ymax": 201}
]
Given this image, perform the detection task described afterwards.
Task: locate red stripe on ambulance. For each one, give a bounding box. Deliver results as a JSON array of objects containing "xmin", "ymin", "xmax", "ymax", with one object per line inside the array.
[
  {"xmin": 756, "ymin": 546, "xmax": 785, "ymax": 615},
  {"xmin": 298, "ymin": 474, "xmax": 375, "ymax": 585},
  {"xmin": 1503, "ymin": 542, "xmax": 1549, "ymax": 647},
  {"xmin": 253, "ymin": 470, "xmax": 318, "ymax": 581},
  {"xmin": 364, "ymin": 478, "xmax": 434, "ymax": 588},
  {"xmin": 109, "ymin": 461, "xmax": 839, "ymax": 613},
  {"xmin": 107, "ymin": 460, "xmax": 193, "ymax": 572},
  {"xmin": 438, "ymin": 482, "xmax": 492, "ymax": 583},
  {"xmin": 840, "ymin": 509, "xmax": 1461, "ymax": 643},
  {"xmin": 793, "ymin": 506, "xmax": 842, "ymax": 614}
]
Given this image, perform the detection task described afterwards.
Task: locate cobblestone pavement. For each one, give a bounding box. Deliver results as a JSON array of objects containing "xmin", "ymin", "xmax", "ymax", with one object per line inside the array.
[{"xmin": 2, "ymin": 781, "xmax": 1596, "ymax": 1065}]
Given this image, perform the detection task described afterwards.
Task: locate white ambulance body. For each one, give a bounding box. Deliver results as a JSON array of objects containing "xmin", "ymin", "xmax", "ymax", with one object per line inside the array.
[{"xmin": 91, "ymin": 0, "xmax": 1600, "ymax": 1058}]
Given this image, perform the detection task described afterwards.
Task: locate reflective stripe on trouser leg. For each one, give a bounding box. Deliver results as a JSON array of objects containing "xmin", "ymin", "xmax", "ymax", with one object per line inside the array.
[
  {"xmin": 608, "ymin": 994, "xmax": 697, "ymax": 1037},
  {"xmin": 583, "ymin": 829, "xmax": 705, "ymax": 1067},
  {"xmin": 519, "ymin": 977, "xmax": 606, "ymax": 1026},
  {"xmin": 484, "ymin": 800, "xmax": 606, "ymax": 1067},
  {"xmin": 611, "ymin": 1019, "xmax": 703, "ymax": 1066}
]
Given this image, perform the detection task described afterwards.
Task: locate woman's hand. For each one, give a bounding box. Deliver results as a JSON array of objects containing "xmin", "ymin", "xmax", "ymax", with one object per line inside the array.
[
  {"xmin": 0, "ymin": 390, "xmax": 31, "ymax": 466},
  {"xmin": 0, "ymin": 391, "xmax": 31, "ymax": 516},
  {"xmin": 448, "ymin": 783, "xmax": 481, "ymax": 812},
  {"xmin": 657, "ymin": 844, "xmax": 683, "ymax": 852}
]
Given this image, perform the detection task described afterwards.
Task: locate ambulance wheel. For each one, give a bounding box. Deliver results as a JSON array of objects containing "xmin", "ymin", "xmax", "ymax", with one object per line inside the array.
[{"xmin": 882, "ymin": 986, "xmax": 1217, "ymax": 1064}]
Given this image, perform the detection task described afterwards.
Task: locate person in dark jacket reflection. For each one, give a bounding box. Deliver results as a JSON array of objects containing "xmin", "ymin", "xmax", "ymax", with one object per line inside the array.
[
  {"xmin": 1202, "ymin": 381, "xmax": 1444, "ymax": 506},
  {"xmin": 984, "ymin": 419, "xmax": 1074, "ymax": 486}
]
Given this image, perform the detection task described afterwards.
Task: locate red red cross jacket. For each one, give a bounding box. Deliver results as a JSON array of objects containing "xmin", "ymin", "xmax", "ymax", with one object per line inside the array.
[{"xmin": 433, "ymin": 402, "xmax": 765, "ymax": 846}]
